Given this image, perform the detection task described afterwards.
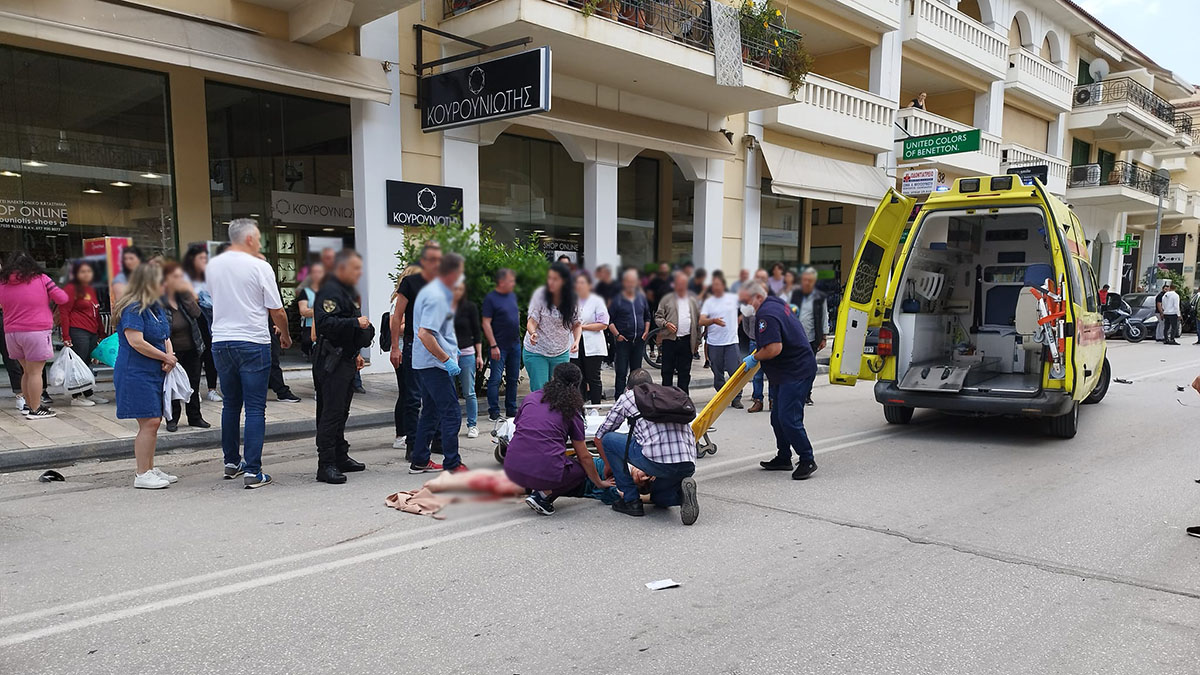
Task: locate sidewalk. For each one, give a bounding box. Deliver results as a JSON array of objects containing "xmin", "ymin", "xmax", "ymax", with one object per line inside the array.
[{"xmin": 0, "ymin": 355, "xmax": 829, "ymax": 472}]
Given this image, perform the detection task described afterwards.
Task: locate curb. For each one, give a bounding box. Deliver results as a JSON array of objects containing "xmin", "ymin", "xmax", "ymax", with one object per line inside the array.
[{"xmin": 0, "ymin": 410, "xmax": 394, "ymax": 474}]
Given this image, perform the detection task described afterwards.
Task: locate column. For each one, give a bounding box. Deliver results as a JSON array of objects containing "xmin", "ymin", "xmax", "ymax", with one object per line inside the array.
[
  {"xmin": 168, "ymin": 69, "xmax": 212, "ymax": 249},
  {"xmin": 692, "ymin": 159, "xmax": 725, "ymax": 272},
  {"xmin": 584, "ymin": 160, "xmax": 619, "ymax": 269},
  {"xmin": 442, "ymin": 129, "xmax": 480, "ymax": 228},
  {"xmin": 868, "ymin": 31, "xmax": 902, "ymax": 103},
  {"xmin": 1047, "ymin": 112, "xmax": 1068, "ymax": 158},
  {"xmin": 741, "ymin": 111, "xmax": 763, "ymax": 272},
  {"xmin": 974, "ymin": 80, "xmax": 1005, "ymax": 136},
  {"xmin": 351, "ymin": 12, "xmax": 403, "ymax": 375}
]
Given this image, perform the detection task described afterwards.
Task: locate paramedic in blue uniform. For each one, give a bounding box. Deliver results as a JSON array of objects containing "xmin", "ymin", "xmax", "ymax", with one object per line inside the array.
[{"xmin": 740, "ymin": 280, "xmax": 819, "ymax": 480}]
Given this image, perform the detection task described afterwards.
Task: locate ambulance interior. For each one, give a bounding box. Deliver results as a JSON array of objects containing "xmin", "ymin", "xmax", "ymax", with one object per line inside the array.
[{"xmin": 891, "ymin": 206, "xmax": 1053, "ymax": 395}]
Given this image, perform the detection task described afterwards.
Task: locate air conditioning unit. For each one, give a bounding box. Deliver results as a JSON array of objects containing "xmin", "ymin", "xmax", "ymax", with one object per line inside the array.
[{"xmin": 1069, "ymin": 163, "xmax": 1101, "ymax": 188}]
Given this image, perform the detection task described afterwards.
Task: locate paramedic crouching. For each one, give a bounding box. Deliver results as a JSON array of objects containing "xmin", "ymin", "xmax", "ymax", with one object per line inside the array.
[
  {"xmin": 741, "ymin": 281, "xmax": 819, "ymax": 480},
  {"xmin": 594, "ymin": 369, "xmax": 699, "ymax": 525}
]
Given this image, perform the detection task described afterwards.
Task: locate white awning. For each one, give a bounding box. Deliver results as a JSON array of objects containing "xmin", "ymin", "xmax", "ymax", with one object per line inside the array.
[
  {"xmin": 760, "ymin": 143, "xmax": 891, "ymax": 207},
  {"xmin": 0, "ymin": 0, "xmax": 393, "ymax": 104}
]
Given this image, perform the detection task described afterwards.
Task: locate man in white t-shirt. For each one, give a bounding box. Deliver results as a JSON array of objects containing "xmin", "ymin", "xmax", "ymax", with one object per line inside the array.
[
  {"xmin": 700, "ymin": 273, "xmax": 744, "ymax": 408},
  {"xmin": 206, "ymin": 219, "xmax": 292, "ymax": 489},
  {"xmin": 1161, "ymin": 280, "xmax": 1181, "ymax": 346}
]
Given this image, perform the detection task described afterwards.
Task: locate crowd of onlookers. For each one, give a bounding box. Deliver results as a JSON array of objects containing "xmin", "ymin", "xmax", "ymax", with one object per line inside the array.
[{"xmin": 0, "ymin": 226, "xmax": 831, "ymax": 501}]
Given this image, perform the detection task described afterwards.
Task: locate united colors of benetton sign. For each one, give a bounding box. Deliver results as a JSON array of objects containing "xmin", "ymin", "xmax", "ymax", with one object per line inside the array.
[
  {"xmin": 900, "ymin": 129, "xmax": 981, "ymax": 161},
  {"xmin": 420, "ymin": 47, "xmax": 551, "ymax": 133}
]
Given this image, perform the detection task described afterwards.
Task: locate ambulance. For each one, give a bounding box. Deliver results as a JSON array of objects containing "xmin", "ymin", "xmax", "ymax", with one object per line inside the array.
[{"xmin": 830, "ymin": 174, "xmax": 1109, "ymax": 438}]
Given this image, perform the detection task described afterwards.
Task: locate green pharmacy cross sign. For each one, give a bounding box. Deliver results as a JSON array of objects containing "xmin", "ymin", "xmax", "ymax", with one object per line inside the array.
[
  {"xmin": 1115, "ymin": 234, "xmax": 1140, "ymax": 255},
  {"xmin": 901, "ymin": 129, "xmax": 982, "ymax": 161}
]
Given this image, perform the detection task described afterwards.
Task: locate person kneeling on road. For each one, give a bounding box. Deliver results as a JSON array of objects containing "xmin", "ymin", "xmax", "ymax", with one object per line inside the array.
[
  {"xmin": 313, "ymin": 249, "xmax": 375, "ymax": 484},
  {"xmin": 741, "ymin": 280, "xmax": 818, "ymax": 480},
  {"xmin": 594, "ymin": 368, "xmax": 700, "ymax": 525},
  {"xmin": 503, "ymin": 363, "xmax": 614, "ymax": 515}
]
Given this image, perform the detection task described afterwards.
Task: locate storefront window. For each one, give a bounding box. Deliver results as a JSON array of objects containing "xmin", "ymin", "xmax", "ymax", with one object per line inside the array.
[
  {"xmin": 617, "ymin": 156, "xmax": 659, "ymax": 270},
  {"xmin": 0, "ymin": 46, "xmax": 174, "ymax": 287},
  {"xmin": 760, "ymin": 185, "xmax": 803, "ymax": 269},
  {"xmin": 670, "ymin": 163, "xmax": 694, "ymax": 263},
  {"xmin": 480, "ymin": 133, "xmax": 583, "ymax": 261},
  {"xmin": 206, "ymin": 82, "xmax": 353, "ymax": 307}
]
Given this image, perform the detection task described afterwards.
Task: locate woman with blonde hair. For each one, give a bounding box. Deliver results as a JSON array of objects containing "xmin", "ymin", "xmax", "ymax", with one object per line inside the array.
[{"xmin": 113, "ymin": 262, "xmax": 178, "ymax": 489}]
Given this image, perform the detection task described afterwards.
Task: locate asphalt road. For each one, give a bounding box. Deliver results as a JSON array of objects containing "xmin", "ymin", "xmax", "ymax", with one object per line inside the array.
[{"xmin": 3, "ymin": 341, "xmax": 1200, "ymax": 674}]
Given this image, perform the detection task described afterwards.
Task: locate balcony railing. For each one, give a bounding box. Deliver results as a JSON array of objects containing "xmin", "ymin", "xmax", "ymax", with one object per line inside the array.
[
  {"xmin": 1174, "ymin": 112, "xmax": 1195, "ymax": 141},
  {"xmin": 1007, "ymin": 48, "xmax": 1074, "ymax": 104},
  {"xmin": 1072, "ymin": 77, "xmax": 1176, "ymax": 127},
  {"xmin": 1000, "ymin": 143, "xmax": 1068, "ymax": 183},
  {"xmin": 444, "ymin": 0, "xmax": 796, "ymax": 77},
  {"xmin": 1067, "ymin": 161, "xmax": 1170, "ymax": 197},
  {"xmin": 907, "ymin": 0, "xmax": 1006, "ymax": 69}
]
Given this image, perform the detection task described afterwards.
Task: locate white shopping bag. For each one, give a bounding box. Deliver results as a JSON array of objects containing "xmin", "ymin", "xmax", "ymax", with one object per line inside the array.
[
  {"xmin": 162, "ymin": 365, "xmax": 194, "ymax": 416},
  {"xmin": 49, "ymin": 348, "xmax": 96, "ymax": 396}
]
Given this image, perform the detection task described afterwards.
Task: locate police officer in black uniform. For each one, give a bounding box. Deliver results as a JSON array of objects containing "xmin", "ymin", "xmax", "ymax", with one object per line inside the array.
[{"xmin": 313, "ymin": 248, "xmax": 375, "ymax": 484}]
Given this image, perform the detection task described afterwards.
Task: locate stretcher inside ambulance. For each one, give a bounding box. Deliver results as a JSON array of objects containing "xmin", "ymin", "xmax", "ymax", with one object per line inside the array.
[{"xmin": 830, "ymin": 175, "xmax": 1110, "ymax": 438}]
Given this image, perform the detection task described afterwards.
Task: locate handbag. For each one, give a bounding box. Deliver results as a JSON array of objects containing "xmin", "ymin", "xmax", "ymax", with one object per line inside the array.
[{"xmin": 91, "ymin": 333, "xmax": 119, "ymax": 367}]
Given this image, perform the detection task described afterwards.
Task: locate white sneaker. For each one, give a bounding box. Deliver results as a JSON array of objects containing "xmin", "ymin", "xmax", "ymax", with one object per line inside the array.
[
  {"xmin": 392, "ymin": 436, "xmax": 407, "ymax": 449},
  {"xmin": 149, "ymin": 467, "xmax": 178, "ymax": 484},
  {"xmin": 134, "ymin": 471, "xmax": 170, "ymax": 489},
  {"xmin": 89, "ymin": 396, "xmax": 109, "ymax": 405},
  {"xmin": 206, "ymin": 390, "xmax": 223, "ymax": 402},
  {"xmin": 467, "ymin": 426, "xmax": 479, "ymax": 439},
  {"xmin": 15, "ymin": 395, "xmax": 25, "ymax": 412},
  {"xmin": 72, "ymin": 397, "xmax": 96, "ymax": 407}
]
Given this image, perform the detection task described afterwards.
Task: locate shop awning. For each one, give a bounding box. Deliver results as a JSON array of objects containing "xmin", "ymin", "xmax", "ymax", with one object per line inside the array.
[
  {"xmin": 526, "ymin": 100, "xmax": 736, "ymax": 160},
  {"xmin": 760, "ymin": 143, "xmax": 892, "ymax": 207},
  {"xmin": 0, "ymin": 0, "xmax": 392, "ymax": 104}
]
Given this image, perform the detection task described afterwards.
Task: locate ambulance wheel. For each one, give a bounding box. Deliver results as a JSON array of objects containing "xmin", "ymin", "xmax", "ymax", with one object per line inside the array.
[
  {"xmin": 1084, "ymin": 359, "xmax": 1110, "ymax": 405},
  {"xmin": 1049, "ymin": 401, "xmax": 1079, "ymax": 439},
  {"xmin": 494, "ymin": 439, "xmax": 507, "ymax": 464},
  {"xmin": 883, "ymin": 405, "xmax": 914, "ymax": 425}
]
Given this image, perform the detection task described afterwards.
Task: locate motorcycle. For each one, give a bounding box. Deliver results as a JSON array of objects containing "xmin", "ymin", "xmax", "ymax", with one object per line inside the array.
[{"xmin": 1102, "ymin": 300, "xmax": 1146, "ymax": 343}]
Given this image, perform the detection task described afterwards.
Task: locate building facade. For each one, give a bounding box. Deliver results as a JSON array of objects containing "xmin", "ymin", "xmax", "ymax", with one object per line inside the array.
[{"xmin": 3, "ymin": 0, "xmax": 1198, "ymax": 376}]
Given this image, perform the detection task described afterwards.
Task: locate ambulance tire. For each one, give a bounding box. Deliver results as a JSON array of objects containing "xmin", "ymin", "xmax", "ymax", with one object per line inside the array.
[
  {"xmin": 883, "ymin": 405, "xmax": 914, "ymax": 425},
  {"xmin": 1049, "ymin": 401, "xmax": 1079, "ymax": 439},
  {"xmin": 1083, "ymin": 359, "xmax": 1110, "ymax": 405}
]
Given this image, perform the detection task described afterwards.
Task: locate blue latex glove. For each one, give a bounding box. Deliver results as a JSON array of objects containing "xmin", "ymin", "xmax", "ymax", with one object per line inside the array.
[
  {"xmin": 742, "ymin": 354, "xmax": 758, "ymax": 371},
  {"xmin": 444, "ymin": 357, "xmax": 462, "ymax": 377}
]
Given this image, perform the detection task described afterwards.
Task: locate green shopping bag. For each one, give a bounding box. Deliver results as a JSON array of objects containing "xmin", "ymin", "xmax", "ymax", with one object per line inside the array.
[{"xmin": 91, "ymin": 333, "xmax": 119, "ymax": 367}]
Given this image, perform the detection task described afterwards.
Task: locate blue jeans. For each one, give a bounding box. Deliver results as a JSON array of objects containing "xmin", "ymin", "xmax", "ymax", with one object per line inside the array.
[
  {"xmin": 212, "ymin": 341, "xmax": 271, "ymax": 475},
  {"xmin": 771, "ymin": 376, "xmax": 815, "ymax": 463},
  {"xmin": 457, "ymin": 354, "xmax": 478, "ymax": 427},
  {"xmin": 600, "ymin": 431, "xmax": 695, "ymax": 506},
  {"xmin": 747, "ymin": 340, "xmax": 765, "ymax": 401},
  {"xmin": 487, "ymin": 344, "xmax": 521, "ymax": 418},
  {"xmin": 524, "ymin": 349, "xmax": 569, "ymax": 392},
  {"xmin": 413, "ymin": 367, "xmax": 463, "ymax": 470}
]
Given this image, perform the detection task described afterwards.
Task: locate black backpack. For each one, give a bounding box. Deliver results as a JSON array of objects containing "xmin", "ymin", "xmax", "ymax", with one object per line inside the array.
[{"xmin": 630, "ymin": 383, "xmax": 696, "ymax": 424}]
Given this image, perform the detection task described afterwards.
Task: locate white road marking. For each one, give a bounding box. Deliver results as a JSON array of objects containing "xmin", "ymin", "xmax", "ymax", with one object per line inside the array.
[
  {"xmin": 0, "ymin": 517, "xmax": 527, "ymax": 649},
  {"xmin": 1119, "ymin": 358, "xmax": 1200, "ymax": 383}
]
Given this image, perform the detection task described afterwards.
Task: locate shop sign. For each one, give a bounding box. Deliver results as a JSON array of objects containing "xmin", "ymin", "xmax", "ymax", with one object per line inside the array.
[
  {"xmin": 901, "ymin": 129, "xmax": 981, "ymax": 161},
  {"xmin": 0, "ymin": 198, "xmax": 68, "ymax": 232},
  {"xmin": 901, "ymin": 169, "xmax": 938, "ymax": 195},
  {"xmin": 540, "ymin": 238, "xmax": 579, "ymax": 263},
  {"xmin": 385, "ymin": 181, "xmax": 463, "ymax": 227},
  {"xmin": 420, "ymin": 47, "xmax": 551, "ymax": 133},
  {"xmin": 1157, "ymin": 232, "xmax": 1186, "ymax": 271},
  {"xmin": 270, "ymin": 191, "xmax": 353, "ymax": 227},
  {"xmin": 1008, "ymin": 164, "xmax": 1049, "ymax": 186}
]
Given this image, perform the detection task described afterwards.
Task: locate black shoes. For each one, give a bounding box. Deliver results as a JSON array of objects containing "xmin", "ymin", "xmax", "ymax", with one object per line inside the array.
[
  {"xmin": 354, "ymin": 385, "xmax": 367, "ymax": 395},
  {"xmin": 316, "ymin": 465, "xmax": 347, "ymax": 484},
  {"xmin": 525, "ymin": 491, "xmax": 555, "ymax": 516},
  {"xmin": 760, "ymin": 456, "xmax": 792, "ymax": 471},
  {"xmin": 189, "ymin": 418, "xmax": 211, "ymax": 429},
  {"xmin": 612, "ymin": 499, "xmax": 645, "ymax": 517},
  {"xmin": 165, "ymin": 419, "xmax": 179, "ymax": 433},
  {"xmin": 336, "ymin": 456, "xmax": 366, "ymax": 472},
  {"xmin": 730, "ymin": 399, "xmax": 744, "ymax": 409},
  {"xmin": 679, "ymin": 477, "xmax": 699, "ymax": 526},
  {"xmin": 277, "ymin": 392, "xmax": 302, "ymax": 403},
  {"xmin": 792, "ymin": 461, "xmax": 818, "ymax": 480},
  {"xmin": 1187, "ymin": 526, "xmax": 1200, "ymax": 538}
]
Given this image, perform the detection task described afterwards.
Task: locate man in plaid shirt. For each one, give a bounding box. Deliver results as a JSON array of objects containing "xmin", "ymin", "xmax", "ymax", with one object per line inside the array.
[{"xmin": 594, "ymin": 368, "xmax": 699, "ymax": 525}]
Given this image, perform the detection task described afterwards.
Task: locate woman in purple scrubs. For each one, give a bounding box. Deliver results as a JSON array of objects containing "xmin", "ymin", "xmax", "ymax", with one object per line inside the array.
[{"xmin": 503, "ymin": 363, "xmax": 613, "ymax": 516}]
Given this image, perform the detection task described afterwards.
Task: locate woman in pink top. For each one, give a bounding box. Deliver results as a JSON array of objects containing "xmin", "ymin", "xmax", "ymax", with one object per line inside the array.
[{"xmin": 0, "ymin": 252, "xmax": 69, "ymax": 419}]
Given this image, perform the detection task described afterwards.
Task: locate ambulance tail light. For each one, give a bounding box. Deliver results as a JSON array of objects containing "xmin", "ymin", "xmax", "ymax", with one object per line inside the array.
[{"xmin": 876, "ymin": 325, "xmax": 895, "ymax": 357}]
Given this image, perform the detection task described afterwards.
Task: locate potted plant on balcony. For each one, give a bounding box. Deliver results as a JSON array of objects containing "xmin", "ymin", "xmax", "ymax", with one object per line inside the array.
[
  {"xmin": 739, "ymin": 0, "xmax": 770, "ymax": 65},
  {"xmin": 618, "ymin": 0, "xmax": 648, "ymax": 29},
  {"xmin": 773, "ymin": 28, "xmax": 812, "ymax": 96},
  {"xmin": 582, "ymin": 0, "xmax": 616, "ymax": 19}
]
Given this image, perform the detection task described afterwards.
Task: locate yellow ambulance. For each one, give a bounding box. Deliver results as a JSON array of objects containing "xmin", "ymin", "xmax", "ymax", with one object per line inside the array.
[{"xmin": 830, "ymin": 175, "xmax": 1109, "ymax": 438}]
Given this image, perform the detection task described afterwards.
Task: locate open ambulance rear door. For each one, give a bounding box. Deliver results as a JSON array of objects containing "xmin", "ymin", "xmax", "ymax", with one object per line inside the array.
[{"xmin": 829, "ymin": 188, "xmax": 916, "ymax": 386}]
